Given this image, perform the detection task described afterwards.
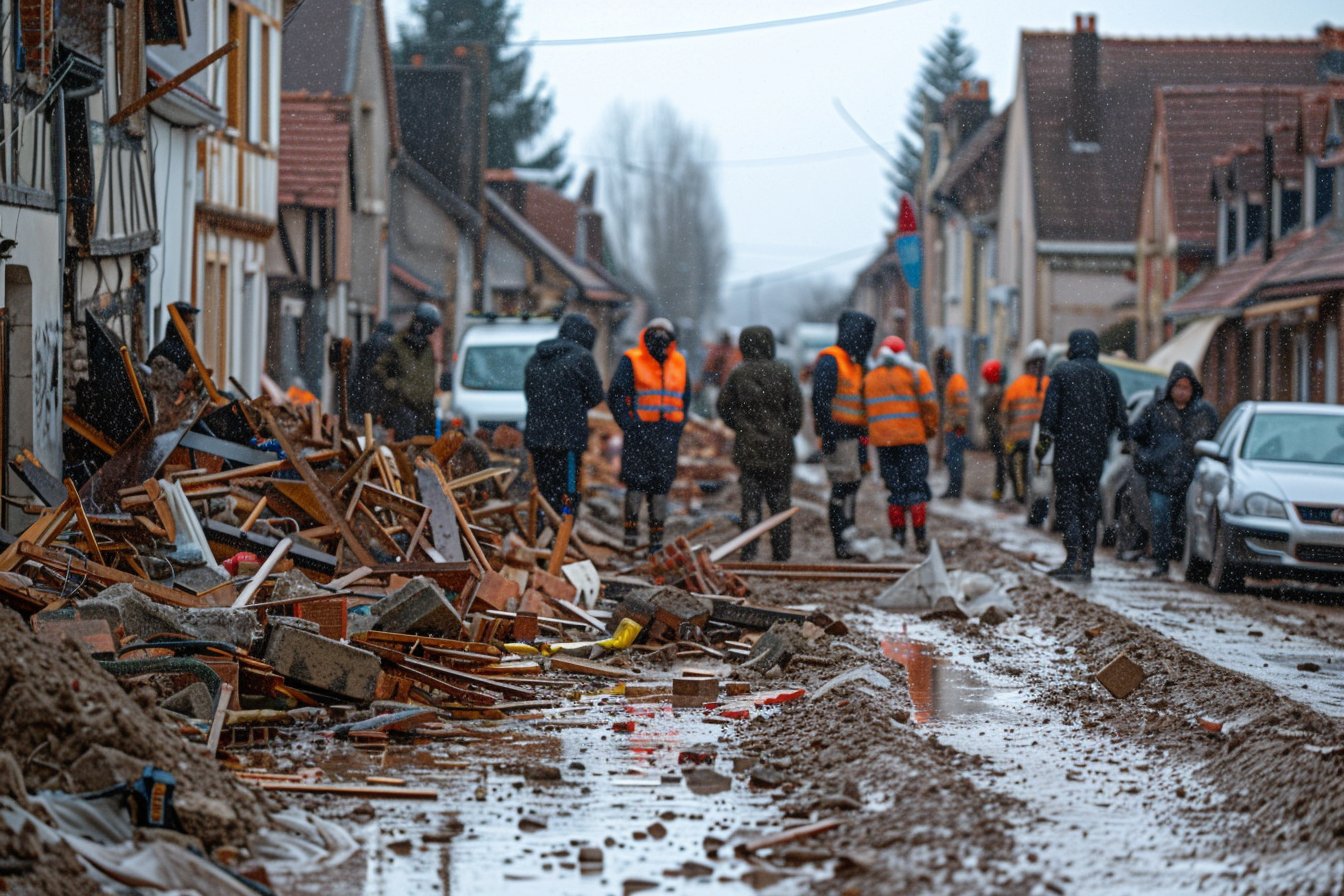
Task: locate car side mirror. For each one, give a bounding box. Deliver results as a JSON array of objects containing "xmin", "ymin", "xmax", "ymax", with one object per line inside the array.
[{"xmin": 1194, "ymin": 440, "xmax": 1227, "ymax": 463}]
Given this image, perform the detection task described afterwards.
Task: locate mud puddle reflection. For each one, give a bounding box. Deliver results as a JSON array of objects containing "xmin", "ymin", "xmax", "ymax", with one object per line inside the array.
[
  {"xmin": 863, "ymin": 611, "xmax": 1268, "ymax": 893},
  {"xmin": 269, "ymin": 697, "xmax": 816, "ymax": 896}
]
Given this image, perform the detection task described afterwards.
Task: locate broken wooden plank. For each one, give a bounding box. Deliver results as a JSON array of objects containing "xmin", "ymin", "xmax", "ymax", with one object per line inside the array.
[
  {"xmin": 707, "ymin": 507, "xmax": 799, "ymax": 563},
  {"xmin": 414, "ymin": 459, "xmax": 466, "ymax": 563},
  {"xmin": 739, "ymin": 819, "xmax": 843, "ymax": 855},
  {"xmin": 548, "ymin": 656, "xmax": 637, "ymax": 680},
  {"xmin": 17, "ymin": 542, "xmax": 203, "ymax": 607}
]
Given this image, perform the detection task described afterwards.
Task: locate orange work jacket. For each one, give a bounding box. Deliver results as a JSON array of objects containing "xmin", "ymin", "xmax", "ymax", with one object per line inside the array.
[
  {"xmin": 626, "ymin": 345, "xmax": 687, "ymax": 424},
  {"xmin": 1003, "ymin": 373, "xmax": 1050, "ymax": 445},
  {"xmin": 817, "ymin": 345, "xmax": 866, "ymax": 426},
  {"xmin": 943, "ymin": 372, "xmax": 970, "ymax": 431},
  {"xmin": 863, "ymin": 362, "xmax": 939, "ymax": 447}
]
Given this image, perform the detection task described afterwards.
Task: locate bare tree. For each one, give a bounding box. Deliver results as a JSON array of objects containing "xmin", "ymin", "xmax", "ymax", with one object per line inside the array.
[{"xmin": 596, "ymin": 101, "xmax": 729, "ymax": 348}]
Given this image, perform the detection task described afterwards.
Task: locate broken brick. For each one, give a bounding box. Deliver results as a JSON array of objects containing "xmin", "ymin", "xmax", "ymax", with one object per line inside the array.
[
  {"xmin": 529, "ymin": 569, "xmax": 578, "ymax": 603},
  {"xmin": 472, "ymin": 570, "xmax": 521, "ymax": 612},
  {"xmin": 372, "ymin": 577, "xmax": 462, "ymax": 638},
  {"xmin": 1094, "ymin": 653, "xmax": 1145, "ymax": 699},
  {"xmin": 672, "ymin": 677, "xmax": 719, "ymax": 708}
]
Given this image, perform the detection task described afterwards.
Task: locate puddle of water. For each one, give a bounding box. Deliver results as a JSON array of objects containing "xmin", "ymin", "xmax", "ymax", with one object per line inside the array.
[
  {"xmin": 262, "ymin": 696, "xmax": 817, "ymax": 896},
  {"xmin": 879, "ymin": 629, "xmax": 994, "ymax": 723}
]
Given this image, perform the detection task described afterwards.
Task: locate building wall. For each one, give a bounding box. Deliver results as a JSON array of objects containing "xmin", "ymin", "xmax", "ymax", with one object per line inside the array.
[
  {"xmin": 1041, "ymin": 262, "xmax": 1134, "ymax": 346},
  {"xmin": 996, "ymin": 85, "xmax": 1036, "ymax": 364},
  {"xmin": 348, "ymin": 0, "xmax": 393, "ymax": 322},
  {"xmin": 147, "ymin": 115, "xmax": 201, "ymax": 356}
]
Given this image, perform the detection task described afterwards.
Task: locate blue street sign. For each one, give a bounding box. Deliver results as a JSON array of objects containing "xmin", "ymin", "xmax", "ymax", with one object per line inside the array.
[{"xmin": 894, "ymin": 234, "xmax": 922, "ymax": 290}]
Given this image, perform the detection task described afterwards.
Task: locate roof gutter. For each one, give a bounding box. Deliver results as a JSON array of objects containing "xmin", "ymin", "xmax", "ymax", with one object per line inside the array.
[{"xmin": 1036, "ymin": 240, "xmax": 1136, "ymax": 256}]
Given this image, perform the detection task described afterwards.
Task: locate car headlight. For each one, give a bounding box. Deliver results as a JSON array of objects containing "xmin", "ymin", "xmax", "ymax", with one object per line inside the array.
[{"xmin": 1238, "ymin": 492, "xmax": 1288, "ymax": 519}]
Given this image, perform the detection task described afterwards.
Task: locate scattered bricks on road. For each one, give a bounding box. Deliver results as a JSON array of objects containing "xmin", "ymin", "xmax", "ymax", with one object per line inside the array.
[
  {"xmin": 725, "ymin": 682, "xmax": 751, "ymax": 697},
  {"xmin": 624, "ymin": 681, "xmax": 671, "ymax": 699},
  {"xmin": 264, "ymin": 623, "xmax": 383, "ymax": 702},
  {"xmin": 611, "ymin": 587, "xmax": 712, "ymax": 643},
  {"xmin": 979, "ymin": 605, "xmax": 1008, "ymax": 627},
  {"xmin": 748, "ymin": 765, "xmax": 788, "ymax": 788},
  {"xmin": 472, "ymin": 570, "xmax": 521, "ymax": 612},
  {"xmin": 1297, "ymin": 662, "xmax": 1321, "ymax": 672},
  {"xmin": 512, "ymin": 611, "xmax": 539, "ymax": 643},
  {"xmin": 578, "ymin": 846, "xmax": 603, "ymax": 866},
  {"xmin": 1095, "ymin": 653, "xmax": 1146, "ymax": 699},
  {"xmin": 1197, "ymin": 717, "xmax": 1224, "ymax": 733},
  {"xmin": 718, "ymin": 708, "xmax": 750, "ymax": 720},
  {"xmin": 373, "ymin": 577, "xmax": 462, "ymax": 637},
  {"xmin": 677, "ymin": 748, "xmax": 717, "ymax": 765},
  {"xmin": 756, "ymin": 688, "xmax": 806, "ymax": 707},
  {"xmin": 742, "ymin": 622, "xmax": 806, "ymax": 672},
  {"xmin": 529, "ymin": 569, "xmax": 578, "ymax": 603},
  {"xmin": 1085, "ymin": 625, "xmax": 1104, "ymax": 639},
  {"xmin": 672, "ymin": 677, "xmax": 719, "ymax": 708},
  {"xmin": 613, "ymin": 721, "xmax": 636, "ymax": 733}
]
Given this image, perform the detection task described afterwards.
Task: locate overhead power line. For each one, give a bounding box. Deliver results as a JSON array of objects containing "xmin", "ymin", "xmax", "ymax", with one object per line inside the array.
[
  {"xmin": 831, "ymin": 98, "xmax": 899, "ymax": 164},
  {"xmin": 511, "ymin": 0, "xmax": 933, "ymax": 47},
  {"xmin": 727, "ymin": 244, "xmax": 880, "ymax": 290}
]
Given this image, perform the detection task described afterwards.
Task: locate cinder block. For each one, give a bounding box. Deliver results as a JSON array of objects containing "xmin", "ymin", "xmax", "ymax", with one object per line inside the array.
[
  {"xmin": 264, "ymin": 624, "xmax": 382, "ymax": 702},
  {"xmin": 373, "ymin": 577, "xmax": 462, "ymax": 637}
]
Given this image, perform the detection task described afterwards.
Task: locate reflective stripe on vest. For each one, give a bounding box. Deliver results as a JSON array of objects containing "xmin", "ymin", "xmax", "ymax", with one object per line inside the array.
[
  {"xmin": 864, "ymin": 364, "xmax": 934, "ymax": 446},
  {"xmin": 1004, "ymin": 374, "xmax": 1049, "ymax": 443},
  {"xmin": 818, "ymin": 345, "xmax": 865, "ymax": 426},
  {"xmin": 627, "ymin": 346, "xmax": 687, "ymax": 423}
]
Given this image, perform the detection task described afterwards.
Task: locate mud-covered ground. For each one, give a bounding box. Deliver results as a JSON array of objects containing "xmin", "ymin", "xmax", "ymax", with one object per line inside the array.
[{"xmin": 10, "ymin": 449, "xmax": 1342, "ymax": 895}]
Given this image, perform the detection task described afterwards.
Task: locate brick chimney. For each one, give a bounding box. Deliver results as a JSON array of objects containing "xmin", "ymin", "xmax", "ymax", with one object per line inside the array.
[
  {"xmin": 943, "ymin": 79, "xmax": 991, "ymax": 151},
  {"xmin": 1069, "ymin": 14, "xmax": 1100, "ymax": 147}
]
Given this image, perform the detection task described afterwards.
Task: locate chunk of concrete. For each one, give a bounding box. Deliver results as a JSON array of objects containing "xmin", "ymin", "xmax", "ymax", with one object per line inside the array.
[
  {"xmin": 161, "ymin": 682, "xmax": 215, "ymax": 719},
  {"xmin": 371, "ymin": 577, "xmax": 462, "ymax": 637},
  {"xmin": 873, "ymin": 540, "xmax": 954, "ymax": 610},
  {"xmin": 742, "ymin": 622, "xmax": 807, "ymax": 673},
  {"xmin": 86, "ymin": 583, "xmax": 259, "ymax": 647},
  {"xmin": 264, "ymin": 623, "xmax": 382, "ymax": 702}
]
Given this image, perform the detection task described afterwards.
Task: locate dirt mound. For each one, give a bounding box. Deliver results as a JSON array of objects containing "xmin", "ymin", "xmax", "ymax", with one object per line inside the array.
[{"xmin": 0, "ymin": 608, "xmax": 269, "ymax": 851}]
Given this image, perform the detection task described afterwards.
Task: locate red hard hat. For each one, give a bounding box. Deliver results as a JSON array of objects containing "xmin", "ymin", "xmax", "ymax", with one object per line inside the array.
[
  {"xmin": 881, "ymin": 336, "xmax": 906, "ymax": 353},
  {"xmin": 981, "ymin": 359, "xmax": 1003, "ymax": 384}
]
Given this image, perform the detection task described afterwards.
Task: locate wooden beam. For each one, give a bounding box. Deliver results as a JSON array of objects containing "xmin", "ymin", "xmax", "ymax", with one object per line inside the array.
[
  {"xmin": 167, "ymin": 302, "xmax": 226, "ymax": 404},
  {"xmin": 63, "ymin": 409, "xmax": 119, "ymax": 456},
  {"xmin": 118, "ymin": 346, "xmax": 151, "ymax": 424},
  {"xmin": 110, "ymin": 41, "xmax": 237, "ymax": 126}
]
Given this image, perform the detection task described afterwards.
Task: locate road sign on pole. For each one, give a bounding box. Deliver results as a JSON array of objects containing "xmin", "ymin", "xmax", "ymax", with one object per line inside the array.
[{"xmin": 895, "ymin": 195, "xmax": 929, "ymax": 364}]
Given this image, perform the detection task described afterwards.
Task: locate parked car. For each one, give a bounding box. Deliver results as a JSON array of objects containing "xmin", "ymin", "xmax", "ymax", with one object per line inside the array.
[
  {"xmin": 1183, "ymin": 402, "xmax": 1344, "ymax": 591},
  {"xmin": 789, "ymin": 322, "xmax": 838, "ymax": 382},
  {"xmin": 447, "ymin": 315, "xmax": 560, "ymax": 433},
  {"xmin": 1027, "ymin": 352, "xmax": 1167, "ymax": 528}
]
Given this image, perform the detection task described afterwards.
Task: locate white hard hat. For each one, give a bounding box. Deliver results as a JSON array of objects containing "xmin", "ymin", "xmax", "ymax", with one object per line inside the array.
[{"xmin": 1025, "ymin": 339, "xmax": 1048, "ymax": 362}]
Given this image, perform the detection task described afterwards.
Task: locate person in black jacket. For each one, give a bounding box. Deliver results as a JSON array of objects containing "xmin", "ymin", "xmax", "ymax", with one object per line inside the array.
[
  {"xmin": 812, "ymin": 310, "xmax": 877, "ymax": 558},
  {"xmin": 718, "ymin": 326, "xmax": 804, "ymax": 561},
  {"xmin": 607, "ymin": 318, "xmax": 691, "ymax": 554},
  {"xmin": 349, "ymin": 320, "xmax": 395, "ymax": 421},
  {"xmin": 1130, "ymin": 361, "xmax": 1219, "ymax": 578},
  {"xmin": 146, "ymin": 302, "xmax": 201, "ymax": 372},
  {"xmin": 524, "ymin": 314, "xmax": 605, "ymax": 519},
  {"xmin": 1037, "ymin": 329, "xmax": 1128, "ymax": 583}
]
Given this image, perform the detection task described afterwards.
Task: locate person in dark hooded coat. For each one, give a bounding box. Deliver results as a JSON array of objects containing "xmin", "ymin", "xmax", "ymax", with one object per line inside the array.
[
  {"xmin": 718, "ymin": 326, "xmax": 803, "ymax": 561},
  {"xmin": 1130, "ymin": 361, "xmax": 1219, "ymax": 577},
  {"xmin": 1037, "ymin": 329, "xmax": 1128, "ymax": 582},
  {"xmin": 812, "ymin": 310, "xmax": 877, "ymax": 559},
  {"xmin": 349, "ymin": 320, "xmax": 395, "ymax": 421},
  {"xmin": 146, "ymin": 302, "xmax": 201, "ymax": 373},
  {"xmin": 524, "ymin": 314, "xmax": 605, "ymax": 517},
  {"xmin": 607, "ymin": 318, "xmax": 691, "ymax": 554}
]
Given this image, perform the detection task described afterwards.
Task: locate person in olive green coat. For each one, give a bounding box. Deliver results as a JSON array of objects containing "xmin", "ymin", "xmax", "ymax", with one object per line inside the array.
[
  {"xmin": 717, "ymin": 326, "xmax": 803, "ymax": 561},
  {"xmin": 374, "ymin": 302, "xmax": 441, "ymax": 438}
]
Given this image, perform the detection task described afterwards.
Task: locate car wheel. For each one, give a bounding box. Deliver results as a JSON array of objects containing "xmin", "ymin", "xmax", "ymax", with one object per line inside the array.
[
  {"xmin": 1182, "ymin": 525, "xmax": 1210, "ymax": 584},
  {"xmin": 1208, "ymin": 514, "xmax": 1245, "ymax": 593}
]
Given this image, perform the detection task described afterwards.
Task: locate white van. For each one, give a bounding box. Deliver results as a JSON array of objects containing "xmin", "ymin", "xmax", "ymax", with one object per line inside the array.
[{"xmin": 449, "ymin": 316, "xmax": 559, "ymax": 432}]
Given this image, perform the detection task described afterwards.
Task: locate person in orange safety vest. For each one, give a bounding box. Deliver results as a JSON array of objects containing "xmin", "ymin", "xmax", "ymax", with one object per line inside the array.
[
  {"xmin": 606, "ymin": 318, "xmax": 691, "ymax": 555},
  {"xmin": 864, "ymin": 335, "xmax": 939, "ymax": 554},
  {"xmin": 939, "ymin": 355, "xmax": 971, "ymax": 499},
  {"xmin": 1002, "ymin": 339, "xmax": 1051, "ymax": 509},
  {"xmin": 812, "ymin": 310, "xmax": 877, "ymax": 559}
]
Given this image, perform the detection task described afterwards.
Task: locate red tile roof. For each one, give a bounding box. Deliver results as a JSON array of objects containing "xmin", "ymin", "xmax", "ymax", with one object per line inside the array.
[
  {"xmin": 1153, "ymin": 86, "xmax": 1305, "ymax": 248},
  {"xmin": 1167, "ymin": 221, "xmax": 1344, "ymax": 316},
  {"xmin": 1020, "ymin": 30, "xmax": 1321, "ymax": 243},
  {"xmin": 278, "ymin": 93, "xmax": 350, "ymax": 208}
]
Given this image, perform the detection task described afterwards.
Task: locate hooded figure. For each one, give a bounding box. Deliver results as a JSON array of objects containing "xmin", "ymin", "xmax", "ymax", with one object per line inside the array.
[
  {"xmin": 863, "ymin": 336, "xmax": 939, "ymax": 554},
  {"xmin": 1130, "ymin": 361, "xmax": 1219, "ymax": 576},
  {"xmin": 812, "ymin": 310, "xmax": 877, "ymax": 558},
  {"xmin": 1037, "ymin": 329, "xmax": 1128, "ymax": 582},
  {"xmin": 524, "ymin": 314, "xmax": 605, "ymax": 517},
  {"xmin": 718, "ymin": 326, "xmax": 803, "ymax": 561},
  {"xmin": 350, "ymin": 320, "xmax": 395, "ymax": 420},
  {"xmin": 146, "ymin": 302, "xmax": 201, "ymax": 373},
  {"xmin": 607, "ymin": 318, "xmax": 691, "ymax": 554},
  {"xmin": 374, "ymin": 302, "xmax": 443, "ymax": 438}
]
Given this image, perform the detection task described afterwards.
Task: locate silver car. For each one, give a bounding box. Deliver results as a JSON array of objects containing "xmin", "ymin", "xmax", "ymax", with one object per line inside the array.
[{"xmin": 1183, "ymin": 402, "xmax": 1344, "ymax": 592}]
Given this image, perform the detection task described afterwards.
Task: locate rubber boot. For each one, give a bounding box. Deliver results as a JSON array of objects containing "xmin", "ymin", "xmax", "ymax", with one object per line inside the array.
[
  {"xmin": 828, "ymin": 495, "xmax": 853, "ymax": 559},
  {"xmin": 887, "ymin": 504, "xmax": 907, "ymax": 547},
  {"xmin": 647, "ymin": 493, "xmax": 668, "ymax": 556},
  {"xmin": 623, "ymin": 489, "xmax": 644, "ymax": 549},
  {"xmin": 912, "ymin": 503, "xmax": 929, "ymax": 553}
]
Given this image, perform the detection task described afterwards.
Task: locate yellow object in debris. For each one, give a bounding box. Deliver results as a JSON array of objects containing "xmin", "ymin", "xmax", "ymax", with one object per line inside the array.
[
  {"xmin": 504, "ymin": 643, "xmax": 541, "ymax": 656},
  {"xmin": 540, "ymin": 618, "xmax": 642, "ymax": 657}
]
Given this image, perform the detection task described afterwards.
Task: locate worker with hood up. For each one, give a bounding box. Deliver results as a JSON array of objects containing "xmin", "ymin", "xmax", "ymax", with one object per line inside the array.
[
  {"xmin": 1036, "ymin": 329, "xmax": 1128, "ymax": 583},
  {"xmin": 374, "ymin": 302, "xmax": 442, "ymax": 439},
  {"xmin": 863, "ymin": 335, "xmax": 939, "ymax": 555},
  {"xmin": 812, "ymin": 310, "xmax": 877, "ymax": 559},
  {"xmin": 718, "ymin": 326, "xmax": 804, "ymax": 561},
  {"xmin": 1130, "ymin": 361, "xmax": 1219, "ymax": 578},
  {"xmin": 350, "ymin": 320, "xmax": 395, "ymax": 421},
  {"xmin": 147, "ymin": 302, "xmax": 201, "ymax": 373},
  {"xmin": 607, "ymin": 317, "xmax": 691, "ymax": 555},
  {"xmin": 524, "ymin": 314, "xmax": 605, "ymax": 520}
]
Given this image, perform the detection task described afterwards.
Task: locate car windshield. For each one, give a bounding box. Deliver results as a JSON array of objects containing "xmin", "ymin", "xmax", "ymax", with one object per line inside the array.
[
  {"xmin": 1105, "ymin": 364, "xmax": 1166, "ymax": 402},
  {"xmin": 461, "ymin": 345, "xmax": 534, "ymax": 391},
  {"xmin": 1241, "ymin": 412, "xmax": 1344, "ymax": 465}
]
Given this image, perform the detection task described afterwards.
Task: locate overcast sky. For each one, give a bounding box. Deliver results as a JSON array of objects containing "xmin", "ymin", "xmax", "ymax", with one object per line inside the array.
[{"xmin": 382, "ymin": 0, "xmax": 1339, "ymax": 311}]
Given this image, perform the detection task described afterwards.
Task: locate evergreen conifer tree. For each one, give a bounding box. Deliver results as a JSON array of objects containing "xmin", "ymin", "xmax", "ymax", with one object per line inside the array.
[{"xmin": 888, "ymin": 24, "xmax": 977, "ymax": 205}]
